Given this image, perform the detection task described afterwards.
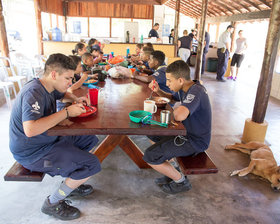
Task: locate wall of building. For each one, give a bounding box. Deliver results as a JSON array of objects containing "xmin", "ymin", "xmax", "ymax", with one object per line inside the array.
[{"xmin": 271, "ymin": 42, "xmax": 280, "ymax": 100}]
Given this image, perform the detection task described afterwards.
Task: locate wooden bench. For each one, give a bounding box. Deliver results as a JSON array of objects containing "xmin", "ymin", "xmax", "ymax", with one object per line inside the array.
[
  {"xmin": 4, "ymin": 161, "xmax": 45, "ymax": 182},
  {"xmin": 176, "ymin": 151, "xmax": 218, "ymax": 175}
]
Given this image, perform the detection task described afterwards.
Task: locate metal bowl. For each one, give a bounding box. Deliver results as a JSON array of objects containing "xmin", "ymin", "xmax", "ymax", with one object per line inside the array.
[{"xmin": 153, "ymin": 97, "xmax": 170, "ymax": 109}]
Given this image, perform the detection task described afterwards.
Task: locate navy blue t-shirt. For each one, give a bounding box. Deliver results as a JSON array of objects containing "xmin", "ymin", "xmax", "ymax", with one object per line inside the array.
[
  {"xmin": 172, "ymin": 81, "xmax": 212, "ymax": 152},
  {"xmin": 9, "ymin": 79, "xmax": 65, "ymax": 166},
  {"xmin": 148, "ymin": 29, "xmax": 159, "ymax": 38},
  {"xmin": 152, "ymin": 65, "xmax": 172, "ymax": 94}
]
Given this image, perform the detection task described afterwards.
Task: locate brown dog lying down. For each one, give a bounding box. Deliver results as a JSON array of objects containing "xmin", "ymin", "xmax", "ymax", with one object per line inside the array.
[{"xmin": 225, "ymin": 141, "xmax": 280, "ymax": 191}]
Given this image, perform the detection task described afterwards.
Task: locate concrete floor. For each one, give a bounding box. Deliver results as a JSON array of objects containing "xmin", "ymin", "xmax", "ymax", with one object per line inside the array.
[{"xmin": 0, "ymin": 68, "xmax": 280, "ymax": 224}]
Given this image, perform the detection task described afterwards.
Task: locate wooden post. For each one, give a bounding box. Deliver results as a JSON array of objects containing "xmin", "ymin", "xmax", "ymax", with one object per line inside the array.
[
  {"xmin": 0, "ymin": 0, "xmax": 9, "ymax": 59},
  {"xmin": 215, "ymin": 23, "xmax": 220, "ymax": 42},
  {"xmin": 34, "ymin": 0, "xmax": 43, "ymax": 55},
  {"xmin": 63, "ymin": 0, "xmax": 68, "ymax": 33},
  {"xmin": 194, "ymin": 0, "xmax": 208, "ymax": 80},
  {"xmin": 173, "ymin": 0, "xmax": 180, "ymax": 57},
  {"xmin": 88, "ymin": 17, "xmax": 90, "ymax": 37},
  {"xmin": 230, "ymin": 21, "xmax": 237, "ymax": 53},
  {"xmin": 252, "ymin": 0, "xmax": 280, "ymax": 123}
]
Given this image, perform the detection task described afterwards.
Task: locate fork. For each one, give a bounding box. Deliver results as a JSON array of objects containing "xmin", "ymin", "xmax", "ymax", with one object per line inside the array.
[{"xmin": 148, "ymin": 80, "xmax": 155, "ymax": 100}]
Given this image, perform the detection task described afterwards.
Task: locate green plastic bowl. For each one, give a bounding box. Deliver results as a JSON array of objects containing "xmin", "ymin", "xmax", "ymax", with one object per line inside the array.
[{"xmin": 129, "ymin": 110, "xmax": 152, "ymax": 123}]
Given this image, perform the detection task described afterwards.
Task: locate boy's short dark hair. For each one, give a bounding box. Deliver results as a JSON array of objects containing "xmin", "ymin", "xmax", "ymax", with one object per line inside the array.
[
  {"xmin": 136, "ymin": 43, "xmax": 144, "ymax": 49},
  {"xmin": 69, "ymin": 55, "xmax": 81, "ymax": 68},
  {"xmin": 151, "ymin": 51, "xmax": 165, "ymax": 66},
  {"xmin": 44, "ymin": 53, "xmax": 76, "ymax": 75},
  {"xmin": 81, "ymin": 53, "xmax": 92, "ymax": 62},
  {"xmin": 154, "ymin": 23, "xmax": 159, "ymax": 26},
  {"xmin": 142, "ymin": 46, "xmax": 154, "ymax": 55},
  {"xmin": 88, "ymin": 38, "xmax": 97, "ymax": 46},
  {"xmin": 166, "ymin": 60, "xmax": 191, "ymax": 80},
  {"xmin": 145, "ymin": 42, "xmax": 154, "ymax": 49}
]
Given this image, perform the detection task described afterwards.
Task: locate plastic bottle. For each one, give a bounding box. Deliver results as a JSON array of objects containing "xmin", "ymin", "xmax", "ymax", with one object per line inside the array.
[
  {"xmin": 133, "ymin": 37, "xmax": 135, "ymax": 43},
  {"xmin": 126, "ymin": 31, "xmax": 130, "ymax": 43},
  {"xmin": 52, "ymin": 27, "xmax": 62, "ymax": 41},
  {"xmin": 140, "ymin": 35, "xmax": 143, "ymax": 43},
  {"xmin": 126, "ymin": 47, "xmax": 130, "ymax": 57}
]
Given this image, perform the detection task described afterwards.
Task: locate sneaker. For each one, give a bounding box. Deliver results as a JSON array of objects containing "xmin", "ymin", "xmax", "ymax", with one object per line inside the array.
[
  {"xmin": 233, "ymin": 77, "xmax": 237, "ymax": 81},
  {"xmin": 68, "ymin": 184, "xmax": 94, "ymax": 197},
  {"xmin": 155, "ymin": 175, "xmax": 173, "ymax": 185},
  {"xmin": 155, "ymin": 166, "xmax": 180, "ymax": 185},
  {"xmin": 41, "ymin": 197, "xmax": 81, "ymax": 220},
  {"xmin": 216, "ymin": 78, "xmax": 226, "ymax": 82},
  {"xmin": 227, "ymin": 76, "xmax": 233, "ymax": 80},
  {"xmin": 160, "ymin": 178, "xmax": 192, "ymax": 194}
]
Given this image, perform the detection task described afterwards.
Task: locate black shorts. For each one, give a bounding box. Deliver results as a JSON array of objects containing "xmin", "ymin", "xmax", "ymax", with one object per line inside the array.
[
  {"xmin": 143, "ymin": 136, "xmax": 198, "ymax": 165},
  {"xmin": 231, "ymin": 53, "xmax": 244, "ymax": 68}
]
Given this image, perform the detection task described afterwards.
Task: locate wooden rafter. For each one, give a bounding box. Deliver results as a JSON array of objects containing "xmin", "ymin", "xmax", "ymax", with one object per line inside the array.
[
  {"xmin": 179, "ymin": 1, "xmax": 210, "ymax": 17},
  {"xmin": 216, "ymin": 0, "xmax": 243, "ymax": 14},
  {"xmin": 68, "ymin": 0, "xmax": 161, "ymax": 5},
  {"xmin": 166, "ymin": 1, "xmax": 200, "ymax": 18},
  {"xmin": 257, "ymin": 0, "xmax": 271, "ymax": 8},
  {"xmin": 234, "ymin": 1, "xmax": 252, "ymax": 12},
  {"xmin": 244, "ymin": 0, "xmax": 262, "ymax": 11},
  {"xmin": 211, "ymin": 0, "xmax": 235, "ymax": 14},
  {"xmin": 182, "ymin": 0, "xmax": 217, "ymax": 17},
  {"xmin": 208, "ymin": 1, "xmax": 231, "ymax": 16}
]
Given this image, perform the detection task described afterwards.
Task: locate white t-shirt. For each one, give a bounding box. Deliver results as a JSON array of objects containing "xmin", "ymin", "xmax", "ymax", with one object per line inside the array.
[
  {"xmin": 217, "ymin": 31, "xmax": 231, "ymax": 49},
  {"xmin": 235, "ymin": 38, "xmax": 247, "ymax": 54}
]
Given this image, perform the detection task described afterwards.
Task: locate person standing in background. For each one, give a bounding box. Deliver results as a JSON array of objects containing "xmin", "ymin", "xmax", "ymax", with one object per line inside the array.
[
  {"xmin": 148, "ymin": 23, "xmax": 160, "ymax": 41},
  {"xmin": 201, "ymin": 31, "xmax": 210, "ymax": 75},
  {"xmin": 169, "ymin": 29, "xmax": 175, "ymax": 44},
  {"xmin": 228, "ymin": 30, "xmax": 248, "ymax": 81},
  {"xmin": 216, "ymin": 25, "xmax": 234, "ymax": 82},
  {"xmin": 178, "ymin": 30, "xmax": 192, "ymax": 63}
]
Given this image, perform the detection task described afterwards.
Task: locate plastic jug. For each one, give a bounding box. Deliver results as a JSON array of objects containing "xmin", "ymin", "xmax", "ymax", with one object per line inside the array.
[{"xmin": 52, "ymin": 27, "xmax": 62, "ymax": 41}]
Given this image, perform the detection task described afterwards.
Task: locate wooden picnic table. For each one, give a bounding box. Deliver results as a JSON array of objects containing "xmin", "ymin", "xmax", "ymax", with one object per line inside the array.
[{"xmin": 48, "ymin": 77, "xmax": 186, "ymax": 168}]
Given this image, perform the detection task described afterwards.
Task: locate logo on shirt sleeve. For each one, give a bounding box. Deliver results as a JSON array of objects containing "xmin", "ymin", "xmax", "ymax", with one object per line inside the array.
[
  {"xmin": 183, "ymin": 94, "xmax": 195, "ymax": 104},
  {"xmin": 31, "ymin": 101, "xmax": 40, "ymax": 114},
  {"xmin": 153, "ymin": 72, "xmax": 159, "ymax": 77}
]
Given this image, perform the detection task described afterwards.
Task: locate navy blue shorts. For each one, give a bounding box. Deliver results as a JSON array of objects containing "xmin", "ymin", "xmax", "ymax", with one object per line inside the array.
[
  {"xmin": 24, "ymin": 135, "xmax": 101, "ymax": 180},
  {"xmin": 143, "ymin": 136, "xmax": 197, "ymax": 165}
]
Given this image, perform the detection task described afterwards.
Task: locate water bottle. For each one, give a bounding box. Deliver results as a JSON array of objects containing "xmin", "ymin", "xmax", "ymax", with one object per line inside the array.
[
  {"xmin": 126, "ymin": 31, "xmax": 130, "ymax": 43},
  {"xmin": 140, "ymin": 35, "xmax": 143, "ymax": 43},
  {"xmin": 126, "ymin": 48, "xmax": 130, "ymax": 57},
  {"xmin": 52, "ymin": 27, "xmax": 62, "ymax": 41}
]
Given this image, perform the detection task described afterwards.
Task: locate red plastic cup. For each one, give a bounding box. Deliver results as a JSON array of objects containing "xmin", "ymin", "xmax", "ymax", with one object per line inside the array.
[{"xmin": 88, "ymin": 88, "xmax": 99, "ymax": 106}]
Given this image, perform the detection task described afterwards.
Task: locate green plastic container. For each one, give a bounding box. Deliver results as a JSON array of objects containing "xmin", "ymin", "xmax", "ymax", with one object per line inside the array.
[
  {"xmin": 129, "ymin": 110, "xmax": 152, "ymax": 123},
  {"xmin": 207, "ymin": 58, "xmax": 218, "ymax": 72}
]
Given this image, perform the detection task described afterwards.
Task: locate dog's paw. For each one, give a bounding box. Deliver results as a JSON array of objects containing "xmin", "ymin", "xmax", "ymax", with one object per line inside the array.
[{"xmin": 230, "ymin": 170, "xmax": 240, "ymax": 176}]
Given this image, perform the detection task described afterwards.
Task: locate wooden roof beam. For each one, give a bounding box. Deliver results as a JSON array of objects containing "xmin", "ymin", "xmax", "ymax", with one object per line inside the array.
[
  {"xmin": 211, "ymin": 0, "xmax": 235, "ymax": 15},
  {"xmin": 179, "ymin": 1, "xmax": 208, "ymax": 17},
  {"xmin": 181, "ymin": 0, "xmax": 217, "ymax": 17},
  {"xmin": 216, "ymin": 0, "xmax": 243, "ymax": 14},
  {"xmin": 68, "ymin": 0, "xmax": 161, "ymax": 5},
  {"xmin": 257, "ymin": 0, "xmax": 271, "ymax": 8},
  {"xmin": 244, "ymin": 0, "xmax": 262, "ymax": 11},
  {"xmin": 165, "ymin": 2, "xmax": 195, "ymax": 18},
  {"xmin": 167, "ymin": 1, "xmax": 201, "ymax": 17},
  {"xmin": 234, "ymin": 1, "xmax": 252, "ymax": 12},
  {"xmin": 208, "ymin": 2, "xmax": 231, "ymax": 16}
]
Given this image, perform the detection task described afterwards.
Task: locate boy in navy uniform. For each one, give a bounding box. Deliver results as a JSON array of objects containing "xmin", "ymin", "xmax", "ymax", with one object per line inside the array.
[
  {"xmin": 133, "ymin": 50, "xmax": 172, "ymax": 94},
  {"xmin": 143, "ymin": 60, "xmax": 212, "ymax": 194},
  {"xmin": 9, "ymin": 53, "xmax": 101, "ymax": 220}
]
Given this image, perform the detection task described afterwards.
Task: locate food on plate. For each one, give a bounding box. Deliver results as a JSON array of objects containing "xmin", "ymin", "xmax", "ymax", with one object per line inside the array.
[{"xmin": 86, "ymin": 79, "xmax": 98, "ymax": 83}]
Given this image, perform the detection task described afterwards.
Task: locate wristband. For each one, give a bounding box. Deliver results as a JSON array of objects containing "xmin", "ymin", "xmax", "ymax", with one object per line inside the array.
[{"xmin": 65, "ymin": 107, "xmax": 69, "ymax": 119}]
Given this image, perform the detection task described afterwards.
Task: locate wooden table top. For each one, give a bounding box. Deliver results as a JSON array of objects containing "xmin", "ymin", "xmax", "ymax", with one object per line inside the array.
[{"xmin": 48, "ymin": 77, "xmax": 186, "ymax": 136}]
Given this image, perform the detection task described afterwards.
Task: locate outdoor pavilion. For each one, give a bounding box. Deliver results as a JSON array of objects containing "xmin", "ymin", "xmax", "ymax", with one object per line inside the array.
[{"xmin": 0, "ymin": 1, "xmax": 280, "ymax": 223}]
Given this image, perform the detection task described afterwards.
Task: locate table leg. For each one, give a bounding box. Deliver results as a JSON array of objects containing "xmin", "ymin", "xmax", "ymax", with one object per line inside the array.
[
  {"xmin": 92, "ymin": 135, "xmax": 150, "ymax": 169},
  {"xmin": 119, "ymin": 136, "xmax": 151, "ymax": 169}
]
